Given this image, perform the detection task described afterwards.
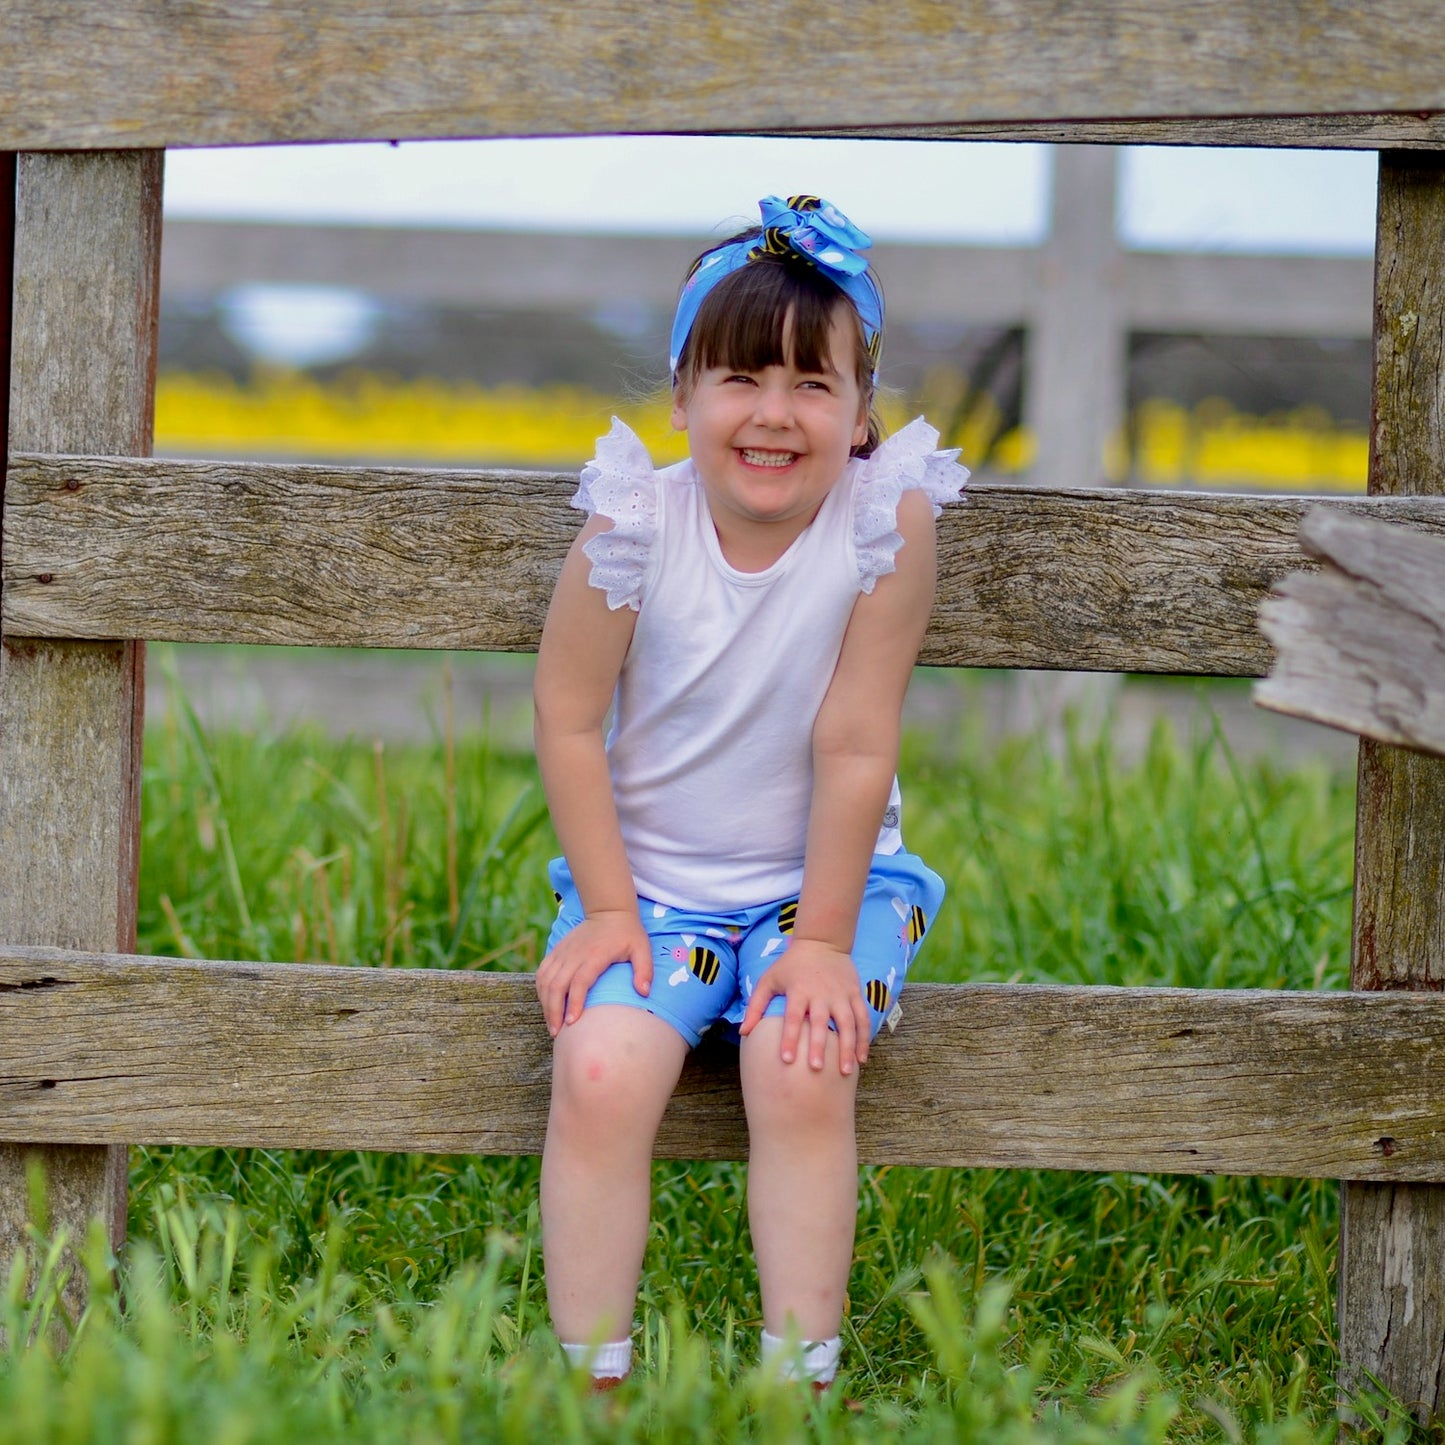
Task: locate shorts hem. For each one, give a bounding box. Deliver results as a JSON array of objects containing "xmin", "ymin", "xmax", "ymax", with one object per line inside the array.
[{"xmin": 585, "ymin": 993, "xmax": 706, "ymax": 1049}]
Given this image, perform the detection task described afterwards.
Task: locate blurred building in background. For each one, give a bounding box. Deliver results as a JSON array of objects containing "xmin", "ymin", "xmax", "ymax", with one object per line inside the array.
[{"xmin": 157, "ymin": 149, "xmax": 1373, "ymax": 491}]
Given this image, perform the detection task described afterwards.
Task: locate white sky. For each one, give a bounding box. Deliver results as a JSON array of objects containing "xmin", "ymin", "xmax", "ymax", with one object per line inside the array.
[{"xmin": 165, "ymin": 136, "xmax": 1379, "ymax": 254}]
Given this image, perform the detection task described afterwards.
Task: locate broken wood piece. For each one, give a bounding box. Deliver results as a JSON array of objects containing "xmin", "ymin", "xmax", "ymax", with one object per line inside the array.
[{"xmin": 1255, "ymin": 507, "xmax": 1445, "ymax": 759}]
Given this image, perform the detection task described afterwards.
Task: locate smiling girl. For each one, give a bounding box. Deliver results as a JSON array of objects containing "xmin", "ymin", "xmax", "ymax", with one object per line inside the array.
[{"xmin": 532, "ymin": 195, "xmax": 967, "ymax": 1391}]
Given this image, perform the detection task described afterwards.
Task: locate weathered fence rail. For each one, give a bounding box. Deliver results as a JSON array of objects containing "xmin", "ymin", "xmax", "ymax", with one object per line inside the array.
[
  {"xmin": 8, "ymin": 945, "xmax": 1445, "ymax": 1182},
  {"xmin": 8, "ymin": 454, "xmax": 1445, "ymax": 674},
  {"xmin": 3, "ymin": 2, "xmax": 1445, "ymax": 153}
]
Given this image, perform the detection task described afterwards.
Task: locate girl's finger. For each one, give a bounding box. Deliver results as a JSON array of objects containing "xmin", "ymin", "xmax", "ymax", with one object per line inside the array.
[
  {"xmin": 808, "ymin": 1008, "xmax": 835, "ymax": 1072},
  {"xmin": 738, "ymin": 976, "xmax": 777, "ymax": 1036},
  {"xmin": 854, "ymin": 996, "xmax": 871, "ymax": 1065},
  {"xmin": 630, "ymin": 941, "xmax": 653, "ymax": 997},
  {"xmin": 834, "ymin": 1007, "xmax": 857, "ymax": 1077},
  {"xmin": 780, "ymin": 998, "xmax": 807, "ymax": 1065},
  {"xmin": 541, "ymin": 977, "xmax": 563, "ymax": 1037},
  {"xmin": 563, "ymin": 956, "xmax": 608, "ymax": 1026}
]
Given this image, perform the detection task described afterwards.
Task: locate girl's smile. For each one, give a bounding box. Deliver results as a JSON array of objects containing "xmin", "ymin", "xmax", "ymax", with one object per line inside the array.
[
  {"xmin": 739, "ymin": 448, "xmax": 799, "ymax": 468},
  {"xmin": 671, "ymin": 308, "xmax": 869, "ymax": 569}
]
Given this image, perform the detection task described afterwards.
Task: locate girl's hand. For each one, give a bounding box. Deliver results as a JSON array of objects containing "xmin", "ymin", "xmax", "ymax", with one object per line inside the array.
[
  {"xmin": 739, "ymin": 939, "xmax": 871, "ymax": 1076},
  {"xmin": 536, "ymin": 911, "xmax": 653, "ymax": 1038}
]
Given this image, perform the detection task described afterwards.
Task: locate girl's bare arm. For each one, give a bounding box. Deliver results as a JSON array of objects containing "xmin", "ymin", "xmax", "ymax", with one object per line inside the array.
[
  {"xmin": 740, "ymin": 487, "xmax": 938, "ymax": 1072},
  {"xmin": 533, "ymin": 515, "xmax": 646, "ymax": 1034}
]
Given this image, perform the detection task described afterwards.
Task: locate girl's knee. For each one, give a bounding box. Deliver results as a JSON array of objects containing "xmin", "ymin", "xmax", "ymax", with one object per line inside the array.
[
  {"xmin": 741, "ymin": 1036, "xmax": 857, "ymax": 1138},
  {"xmin": 549, "ymin": 1008, "xmax": 686, "ymax": 1140}
]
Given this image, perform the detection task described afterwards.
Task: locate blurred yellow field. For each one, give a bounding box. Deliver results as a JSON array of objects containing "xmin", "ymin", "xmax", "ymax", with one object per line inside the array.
[{"xmin": 156, "ymin": 369, "xmax": 1367, "ymax": 492}]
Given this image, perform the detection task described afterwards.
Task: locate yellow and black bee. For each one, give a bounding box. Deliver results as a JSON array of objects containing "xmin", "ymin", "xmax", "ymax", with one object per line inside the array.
[
  {"xmin": 865, "ymin": 980, "xmax": 891, "ymax": 1012},
  {"xmin": 687, "ymin": 947, "xmax": 722, "ymax": 986},
  {"xmin": 893, "ymin": 897, "xmax": 927, "ymax": 946},
  {"xmin": 903, "ymin": 904, "xmax": 926, "ymax": 945},
  {"xmin": 777, "ymin": 900, "xmax": 798, "ymax": 935},
  {"xmin": 749, "ymin": 199, "xmax": 831, "ymax": 264}
]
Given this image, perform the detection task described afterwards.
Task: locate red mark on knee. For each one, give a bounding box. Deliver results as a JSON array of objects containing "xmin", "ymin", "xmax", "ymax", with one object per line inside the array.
[{"xmin": 587, "ymin": 1061, "xmax": 604, "ymax": 1083}]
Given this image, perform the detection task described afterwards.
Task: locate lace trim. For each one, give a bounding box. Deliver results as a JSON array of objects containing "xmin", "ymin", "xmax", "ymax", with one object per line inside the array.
[
  {"xmin": 853, "ymin": 417, "xmax": 970, "ymax": 594},
  {"xmin": 570, "ymin": 418, "xmax": 659, "ymax": 611}
]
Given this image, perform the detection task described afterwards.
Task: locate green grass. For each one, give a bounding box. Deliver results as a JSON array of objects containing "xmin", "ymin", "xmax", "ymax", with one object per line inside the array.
[{"xmin": 4, "ymin": 664, "xmax": 1425, "ymax": 1440}]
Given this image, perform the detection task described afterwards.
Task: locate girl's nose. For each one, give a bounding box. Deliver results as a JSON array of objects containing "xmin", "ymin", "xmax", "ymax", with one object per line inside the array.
[{"xmin": 752, "ymin": 382, "xmax": 793, "ymax": 427}]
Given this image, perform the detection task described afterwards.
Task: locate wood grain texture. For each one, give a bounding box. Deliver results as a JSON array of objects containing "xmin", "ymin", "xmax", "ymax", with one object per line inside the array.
[
  {"xmin": 0, "ymin": 152, "xmax": 162, "ymax": 1294},
  {"xmin": 0, "ymin": 153, "xmax": 12, "ymax": 589},
  {"xmin": 9, "ymin": 454, "xmax": 1445, "ymax": 675},
  {"xmin": 5, "ymin": 946, "xmax": 1445, "ymax": 1181},
  {"xmin": 1, "ymin": 3, "xmax": 1445, "ymax": 151},
  {"xmin": 834, "ymin": 115, "xmax": 1445, "ymax": 150},
  {"xmin": 1352, "ymin": 154, "xmax": 1445, "ymax": 993},
  {"xmin": 1256, "ymin": 510, "xmax": 1445, "ymax": 756},
  {"xmin": 1339, "ymin": 151, "xmax": 1445, "ymax": 1422}
]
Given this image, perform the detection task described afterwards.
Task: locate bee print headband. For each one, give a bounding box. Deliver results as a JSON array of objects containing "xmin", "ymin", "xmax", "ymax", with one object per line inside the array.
[{"xmin": 669, "ymin": 195, "xmax": 884, "ymax": 379}]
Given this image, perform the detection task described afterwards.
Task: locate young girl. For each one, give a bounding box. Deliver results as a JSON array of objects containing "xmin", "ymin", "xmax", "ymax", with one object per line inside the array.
[{"xmin": 532, "ymin": 195, "xmax": 966, "ymax": 1391}]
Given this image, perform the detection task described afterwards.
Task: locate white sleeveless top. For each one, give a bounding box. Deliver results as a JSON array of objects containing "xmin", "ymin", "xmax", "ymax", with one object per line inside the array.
[{"xmin": 572, "ymin": 418, "xmax": 968, "ymax": 911}]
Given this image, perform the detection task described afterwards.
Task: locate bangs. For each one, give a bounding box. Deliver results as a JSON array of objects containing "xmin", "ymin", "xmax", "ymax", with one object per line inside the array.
[{"xmin": 683, "ymin": 260, "xmax": 860, "ymax": 379}]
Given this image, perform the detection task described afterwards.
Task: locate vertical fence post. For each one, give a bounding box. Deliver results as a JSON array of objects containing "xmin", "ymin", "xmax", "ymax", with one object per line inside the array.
[
  {"xmin": 1337, "ymin": 150, "xmax": 1445, "ymax": 1420},
  {"xmin": 0, "ymin": 151, "xmax": 13, "ymax": 583},
  {"xmin": 0, "ymin": 151, "xmax": 162, "ymax": 1305},
  {"xmin": 1024, "ymin": 144, "xmax": 1126, "ymax": 491},
  {"xmin": 1011, "ymin": 143, "xmax": 1125, "ymax": 734}
]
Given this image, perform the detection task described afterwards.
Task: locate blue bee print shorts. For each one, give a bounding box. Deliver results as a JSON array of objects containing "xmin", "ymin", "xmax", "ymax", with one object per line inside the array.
[{"xmin": 544, "ymin": 851, "xmax": 946, "ymax": 1048}]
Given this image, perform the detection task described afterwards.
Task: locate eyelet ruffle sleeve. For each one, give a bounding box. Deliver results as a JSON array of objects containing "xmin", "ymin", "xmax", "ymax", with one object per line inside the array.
[
  {"xmin": 853, "ymin": 416, "xmax": 970, "ymax": 594},
  {"xmin": 570, "ymin": 417, "xmax": 659, "ymax": 611}
]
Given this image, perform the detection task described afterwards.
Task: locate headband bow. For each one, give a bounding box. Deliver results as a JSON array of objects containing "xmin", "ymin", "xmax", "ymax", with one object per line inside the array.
[{"xmin": 669, "ymin": 195, "xmax": 884, "ymax": 378}]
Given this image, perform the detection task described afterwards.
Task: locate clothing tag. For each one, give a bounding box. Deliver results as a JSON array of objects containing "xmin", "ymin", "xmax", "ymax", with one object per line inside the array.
[{"xmin": 885, "ymin": 1001, "xmax": 903, "ymax": 1034}]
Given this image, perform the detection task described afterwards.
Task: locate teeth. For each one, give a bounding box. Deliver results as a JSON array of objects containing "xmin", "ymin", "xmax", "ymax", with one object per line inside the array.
[{"xmin": 741, "ymin": 449, "xmax": 796, "ymax": 467}]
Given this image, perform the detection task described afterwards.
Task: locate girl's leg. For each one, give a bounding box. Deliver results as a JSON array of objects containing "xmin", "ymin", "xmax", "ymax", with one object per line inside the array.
[
  {"xmin": 541, "ymin": 1004, "xmax": 690, "ymax": 1347},
  {"xmin": 739, "ymin": 1019, "xmax": 860, "ymax": 1342}
]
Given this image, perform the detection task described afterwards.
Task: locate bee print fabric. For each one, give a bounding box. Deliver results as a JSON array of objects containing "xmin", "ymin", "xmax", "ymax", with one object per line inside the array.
[{"xmin": 545, "ymin": 851, "xmax": 945, "ymax": 1049}]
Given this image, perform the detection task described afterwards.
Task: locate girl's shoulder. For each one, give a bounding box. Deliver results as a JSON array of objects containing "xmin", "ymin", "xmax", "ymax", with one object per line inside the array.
[
  {"xmin": 852, "ymin": 417, "xmax": 970, "ymax": 595},
  {"xmin": 570, "ymin": 418, "xmax": 688, "ymax": 612}
]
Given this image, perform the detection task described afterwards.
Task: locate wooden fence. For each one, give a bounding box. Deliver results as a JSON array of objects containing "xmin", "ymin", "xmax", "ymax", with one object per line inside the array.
[{"xmin": 3, "ymin": 0, "xmax": 1445, "ymax": 1418}]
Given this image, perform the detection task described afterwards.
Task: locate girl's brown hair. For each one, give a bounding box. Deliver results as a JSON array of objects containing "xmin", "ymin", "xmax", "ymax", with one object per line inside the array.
[{"xmin": 672, "ymin": 241, "xmax": 884, "ymax": 457}]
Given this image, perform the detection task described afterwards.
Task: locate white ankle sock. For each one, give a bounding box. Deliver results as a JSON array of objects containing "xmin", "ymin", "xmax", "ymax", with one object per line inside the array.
[
  {"xmin": 560, "ymin": 1336, "xmax": 632, "ymax": 1380},
  {"xmin": 760, "ymin": 1329, "xmax": 841, "ymax": 1384}
]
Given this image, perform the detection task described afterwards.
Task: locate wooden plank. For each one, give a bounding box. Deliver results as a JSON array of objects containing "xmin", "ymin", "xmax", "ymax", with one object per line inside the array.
[
  {"xmin": 0, "ymin": 153, "xmax": 11, "ymax": 584},
  {"xmin": 0, "ymin": 152, "xmax": 161, "ymax": 1306},
  {"xmin": 1339, "ymin": 151, "xmax": 1445, "ymax": 1423},
  {"xmin": 8, "ymin": 455, "xmax": 1445, "ymax": 675},
  {"xmin": 2, "ymin": 3, "xmax": 1445, "ymax": 152},
  {"xmin": 834, "ymin": 115, "xmax": 1445, "ymax": 150},
  {"xmin": 1256, "ymin": 510, "xmax": 1445, "ymax": 757},
  {"xmin": 5, "ymin": 946, "xmax": 1445, "ymax": 1180}
]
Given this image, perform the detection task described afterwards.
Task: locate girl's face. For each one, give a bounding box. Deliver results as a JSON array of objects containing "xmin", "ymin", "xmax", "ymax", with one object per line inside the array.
[{"xmin": 671, "ymin": 306, "xmax": 869, "ymax": 562}]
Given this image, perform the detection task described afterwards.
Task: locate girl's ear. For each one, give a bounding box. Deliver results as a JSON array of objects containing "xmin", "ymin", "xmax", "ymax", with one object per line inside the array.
[
  {"xmin": 671, "ymin": 385, "xmax": 689, "ymax": 433},
  {"xmin": 852, "ymin": 396, "xmax": 870, "ymax": 448}
]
